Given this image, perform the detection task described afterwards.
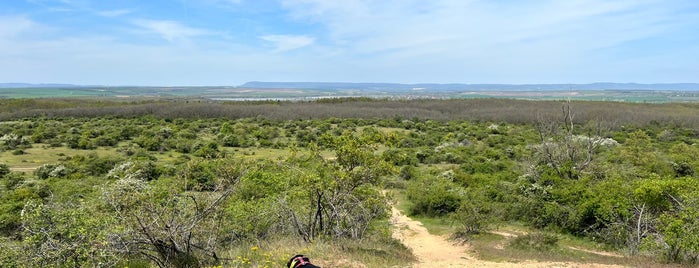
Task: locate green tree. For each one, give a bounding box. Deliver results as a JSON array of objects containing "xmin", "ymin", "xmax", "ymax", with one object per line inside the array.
[
  {"xmin": 193, "ymin": 142, "xmax": 221, "ymax": 159},
  {"xmin": 0, "ymin": 163, "xmax": 9, "ymax": 178},
  {"xmin": 21, "ymin": 200, "xmax": 118, "ymax": 267},
  {"xmin": 282, "ymin": 133, "xmax": 392, "ymax": 241},
  {"xmin": 658, "ymin": 197, "xmax": 699, "ymax": 263},
  {"xmin": 407, "ymin": 174, "xmax": 463, "ymax": 217},
  {"xmin": 533, "ymin": 102, "xmax": 610, "ymax": 180},
  {"xmin": 102, "ymin": 161, "xmax": 245, "ymax": 267}
]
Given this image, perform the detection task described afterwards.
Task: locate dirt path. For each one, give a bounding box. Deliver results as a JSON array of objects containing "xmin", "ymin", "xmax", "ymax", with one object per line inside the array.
[{"xmin": 390, "ymin": 207, "xmax": 627, "ymax": 268}]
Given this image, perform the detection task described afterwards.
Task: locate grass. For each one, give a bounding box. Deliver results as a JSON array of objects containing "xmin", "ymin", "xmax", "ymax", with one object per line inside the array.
[
  {"xmin": 388, "ymin": 188, "xmax": 455, "ymax": 236},
  {"xmin": 387, "ymin": 187, "xmax": 678, "ymax": 267},
  {"xmin": 228, "ymin": 147, "xmax": 335, "ymax": 161},
  {"xmin": 0, "ymin": 143, "xmax": 121, "ymax": 172},
  {"xmin": 1, "ymin": 136, "xmax": 684, "ymax": 267},
  {"xmin": 4, "ymin": 88, "xmax": 699, "ymax": 103},
  {"xmin": 220, "ymin": 237, "xmax": 413, "ymax": 268},
  {"xmin": 0, "ymin": 142, "xmax": 335, "ymax": 174},
  {"xmin": 468, "ymin": 228, "xmax": 676, "ymax": 267},
  {"xmin": 458, "ymin": 222, "xmax": 685, "ymax": 267}
]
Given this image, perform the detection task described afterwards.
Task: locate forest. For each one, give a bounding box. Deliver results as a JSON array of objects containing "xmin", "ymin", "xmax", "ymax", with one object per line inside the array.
[{"xmin": 1, "ymin": 97, "xmax": 698, "ymax": 267}]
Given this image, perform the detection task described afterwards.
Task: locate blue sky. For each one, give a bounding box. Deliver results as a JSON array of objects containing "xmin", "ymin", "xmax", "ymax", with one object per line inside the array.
[{"xmin": 1, "ymin": 0, "xmax": 698, "ymax": 86}]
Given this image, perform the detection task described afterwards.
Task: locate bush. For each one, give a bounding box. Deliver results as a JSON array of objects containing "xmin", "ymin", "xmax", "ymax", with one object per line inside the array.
[
  {"xmin": 106, "ymin": 160, "xmax": 160, "ymax": 181},
  {"xmin": 0, "ymin": 163, "xmax": 9, "ymax": 178},
  {"xmin": 193, "ymin": 142, "xmax": 221, "ymax": 159},
  {"xmin": 34, "ymin": 164, "xmax": 69, "ymax": 179},
  {"xmin": 0, "ymin": 180, "xmax": 49, "ymax": 236},
  {"xmin": 0, "ymin": 237, "xmax": 20, "ymax": 267},
  {"xmin": 398, "ymin": 165, "xmax": 415, "ymax": 180},
  {"xmin": 2, "ymin": 173, "xmax": 24, "ymax": 190},
  {"xmin": 450, "ymin": 191, "xmax": 498, "ymax": 240},
  {"xmin": 224, "ymin": 198, "xmax": 283, "ymax": 240},
  {"xmin": 179, "ymin": 160, "xmax": 215, "ymax": 191},
  {"xmin": 407, "ymin": 175, "xmax": 463, "ymax": 216},
  {"xmin": 68, "ymin": 153, "xmax": 124, "ymax": 176},
  {"xmin": 20, "ymin": 200, "xmax": 118, "ymax": 267},
  {"xmin": 507, "ymin": 232, "xmax": 559, "ymax": 251},
  {"xmin": 0, "ymin": 133, "xmax": 30, "ymax": 151}
]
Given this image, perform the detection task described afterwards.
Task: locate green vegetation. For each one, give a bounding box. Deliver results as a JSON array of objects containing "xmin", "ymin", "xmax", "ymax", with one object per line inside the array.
[
  {"xmin": 1, "ymin": 97, "xmax": 698, "ymax": 266},
  {"xmin": 3, "ymin": 86, "xmax": 699, "ymax": 102}
]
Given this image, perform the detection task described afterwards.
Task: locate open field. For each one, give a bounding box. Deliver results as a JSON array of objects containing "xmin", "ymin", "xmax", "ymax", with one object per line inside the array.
[{"xmin": 3, "ymin": 86, "xmax": 699, "ymax": 102}]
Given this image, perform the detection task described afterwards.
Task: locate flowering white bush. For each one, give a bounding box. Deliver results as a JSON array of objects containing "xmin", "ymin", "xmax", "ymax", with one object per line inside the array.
[{"xmin": 0, "ymin": 134, "xmax": 30, "ymax": 150}]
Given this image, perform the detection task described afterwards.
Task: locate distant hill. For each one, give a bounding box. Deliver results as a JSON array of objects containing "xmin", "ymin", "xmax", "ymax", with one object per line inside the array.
[
  {"xmin": 3, "ymin": 82, "xmax": 699, "ymax": 91},
  {"xmin": 240, "ymin": 82, "xmax": 699, "ymax": 91},
  {"xmin": 2, "ymin": 82, "xmax": 699, "ymax": 102},
  {"xmin": 0, "ymin": 83, "xmax": 86, "ymax": 88}
]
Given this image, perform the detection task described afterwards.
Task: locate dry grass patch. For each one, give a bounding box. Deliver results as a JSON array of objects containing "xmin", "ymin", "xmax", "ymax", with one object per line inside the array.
[
  {"xmin": 1, "ymin": 144, "xmax": 120, "ymax": 172},
  {"xmin": 220, "ymin": 237, "xmax": 413, "ymax": 268}
]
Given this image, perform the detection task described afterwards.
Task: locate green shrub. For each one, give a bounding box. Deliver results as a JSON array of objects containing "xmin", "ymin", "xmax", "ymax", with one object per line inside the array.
[
  {"xmin": 507, "ymin": 232, "xmax": 559, "ymax": 251},
  {"xmin": 21, "ymin": 200, "xmax": 118, "ymax": 267},
  {"xmin": 67, "ymin": 153, "xmax": 123, "ymax": 176},
  {"xmin": 193, "ymin": 141, "xmax": 221, "ymax": 158},
  {"xmin": 0, "ymin": 163, "xmax": 9, "ymax": 178},
  {"xmin": 179, "ymin": 160, "xmax": 215, "ymax": 191},
  {"xmin": 106, "ymin": 160, "xmax": 160, "ymax": 181},
  {"xmin": 406, "ymin": 175, "xmax": 463, "ymax": 216},
  {"xmin": 224, "ymin": 198, "xmax": 283, "ymax": 240},
  {"xmin": 398, "ymin": 165, "xmax": 415, "ymax": 180},
  {"xmin": 450, "ymin": 191, "xmax": 498, "ymax": 240},
  {"xmin": 2, "ymin": 172, "xmax": 24, "ymax": 190},
  {"xmin": 34, "ymin": 164, "xmax": 69, "ymax": 179},
  {"xmin": 0, "ymin": 237, "xmax": 20, "ymax": 267}
]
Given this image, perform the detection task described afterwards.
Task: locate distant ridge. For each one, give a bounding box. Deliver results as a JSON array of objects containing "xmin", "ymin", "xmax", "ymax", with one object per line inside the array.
[
  {"xmin": 241, "ymin": 82, "xmax": 699, "ymax": 91},
  {"xmin": 0, "ymin": 83, "xmax": 86, "ymax": 88},
  {"xmin": 3, "ymin": 82, "xmax": 699, "ymax": 91}
]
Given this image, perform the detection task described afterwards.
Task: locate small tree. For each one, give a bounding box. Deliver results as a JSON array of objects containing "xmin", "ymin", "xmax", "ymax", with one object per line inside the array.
[
  {"xmin": 658, "ymin": 196, "xmax": 699, "ymax": 264},
  {"xmin": 0, "ymin": 134, "xmax": 31, "ymax": 151},
  {"xmin": 450, "ymin": 190, "xmax": 497, "ymax": 240},
  {"xmin": 102, "ymin": 161, "xmax": 246, "ymax": 267},
  {"xmin": 0, "ymin": 163, "xmax": 10, "ymax": 178},
  {"xmin": 534, "ymin": 102, "xmax": 610, "ymax": 180},
  {"xmin": 281, "ymin": 133, "xmax": 393, "ymax": 241},
  {"xmin": 21, "ymin": 200, "xmax": 118, "ymax": 267}
]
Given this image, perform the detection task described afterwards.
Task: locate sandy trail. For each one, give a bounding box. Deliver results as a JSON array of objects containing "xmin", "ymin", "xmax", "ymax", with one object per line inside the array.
[{"xmin": 390, "ymin": 207, "xmax": 626, "ymax": 268}]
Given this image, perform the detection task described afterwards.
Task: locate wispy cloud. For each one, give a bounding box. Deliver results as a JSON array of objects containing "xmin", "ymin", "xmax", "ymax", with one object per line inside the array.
[
  {"xmin": 281, "ymin": 0, "xmax": 681, "ymax": 54},
  {"xmin": 3, "ymin": 0, "xmax": 698, "ymax": 85},
  {"xmin": 0, "ymin": 15, "xmax": 38, "ymax": 38},
  {"xmin": 260, "ymin": 34, "xmax": 314, "ymax": 52},
  {"xmin": 25, "ymin": 0, "xmax": 82, "ymax": 12},
  {"xmin": 279, "ymin": 0, "xmax": 699, "ymax": 82},
  {"xmin": 97, "ymin": 9, "xmax": 132, "ymax": 17},
  {"xmin": 131, "ymin": 19, "xmax": 213, "ymax": 42}
]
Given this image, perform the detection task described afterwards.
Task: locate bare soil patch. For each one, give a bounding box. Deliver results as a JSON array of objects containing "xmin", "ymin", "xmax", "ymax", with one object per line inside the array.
[{"xmin": 390, "ymin": 207, "xmax": 627, "ymax": 268}]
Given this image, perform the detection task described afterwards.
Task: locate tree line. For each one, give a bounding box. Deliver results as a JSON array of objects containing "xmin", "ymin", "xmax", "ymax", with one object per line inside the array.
[{"xmin": 2, "ymin": 98, "xmax": 699, "ymax": 128}]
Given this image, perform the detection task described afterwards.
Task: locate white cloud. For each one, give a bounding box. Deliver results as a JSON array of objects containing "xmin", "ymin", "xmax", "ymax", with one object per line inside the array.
[
  {"xmin": 3, "ymin": 1, "xmax": 697, "ymax": 85},
  {"xmin": 0, "ymin": 16, "xmax": 302, "ymax": 85},
  {"xmin": 97, "ymin": 9, "xmax": 132, "ymax": 17},
  {"xmin": 278, "ymin": 0, "xmax": 697, "ymax": 83},
  {"xmin": 0, "ymin": 30, "xmax": 272, "ymax": 85},
  {"xmin": 25, "ymin": 0, "xmax": 83, "ymax": 12},
  {"xmin": 131, "ymin": 19, "xmax": 213, "ymax": 42},
  {"xmin": 282, "ymin": 0, "xmax": 674, "ymax": 53},
  {"xmin": 0, "ymin": 16, "xmax": 38, "ymax": 38},
  {"xmin": 260, "ymin": 34, "xmax": 314, "ymax": 52}
]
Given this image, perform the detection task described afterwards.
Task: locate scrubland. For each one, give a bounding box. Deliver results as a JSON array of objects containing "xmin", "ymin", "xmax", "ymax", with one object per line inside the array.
[{"xmin": 1, "ymin": 98, "xmax": 698, "ymax": 267}]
